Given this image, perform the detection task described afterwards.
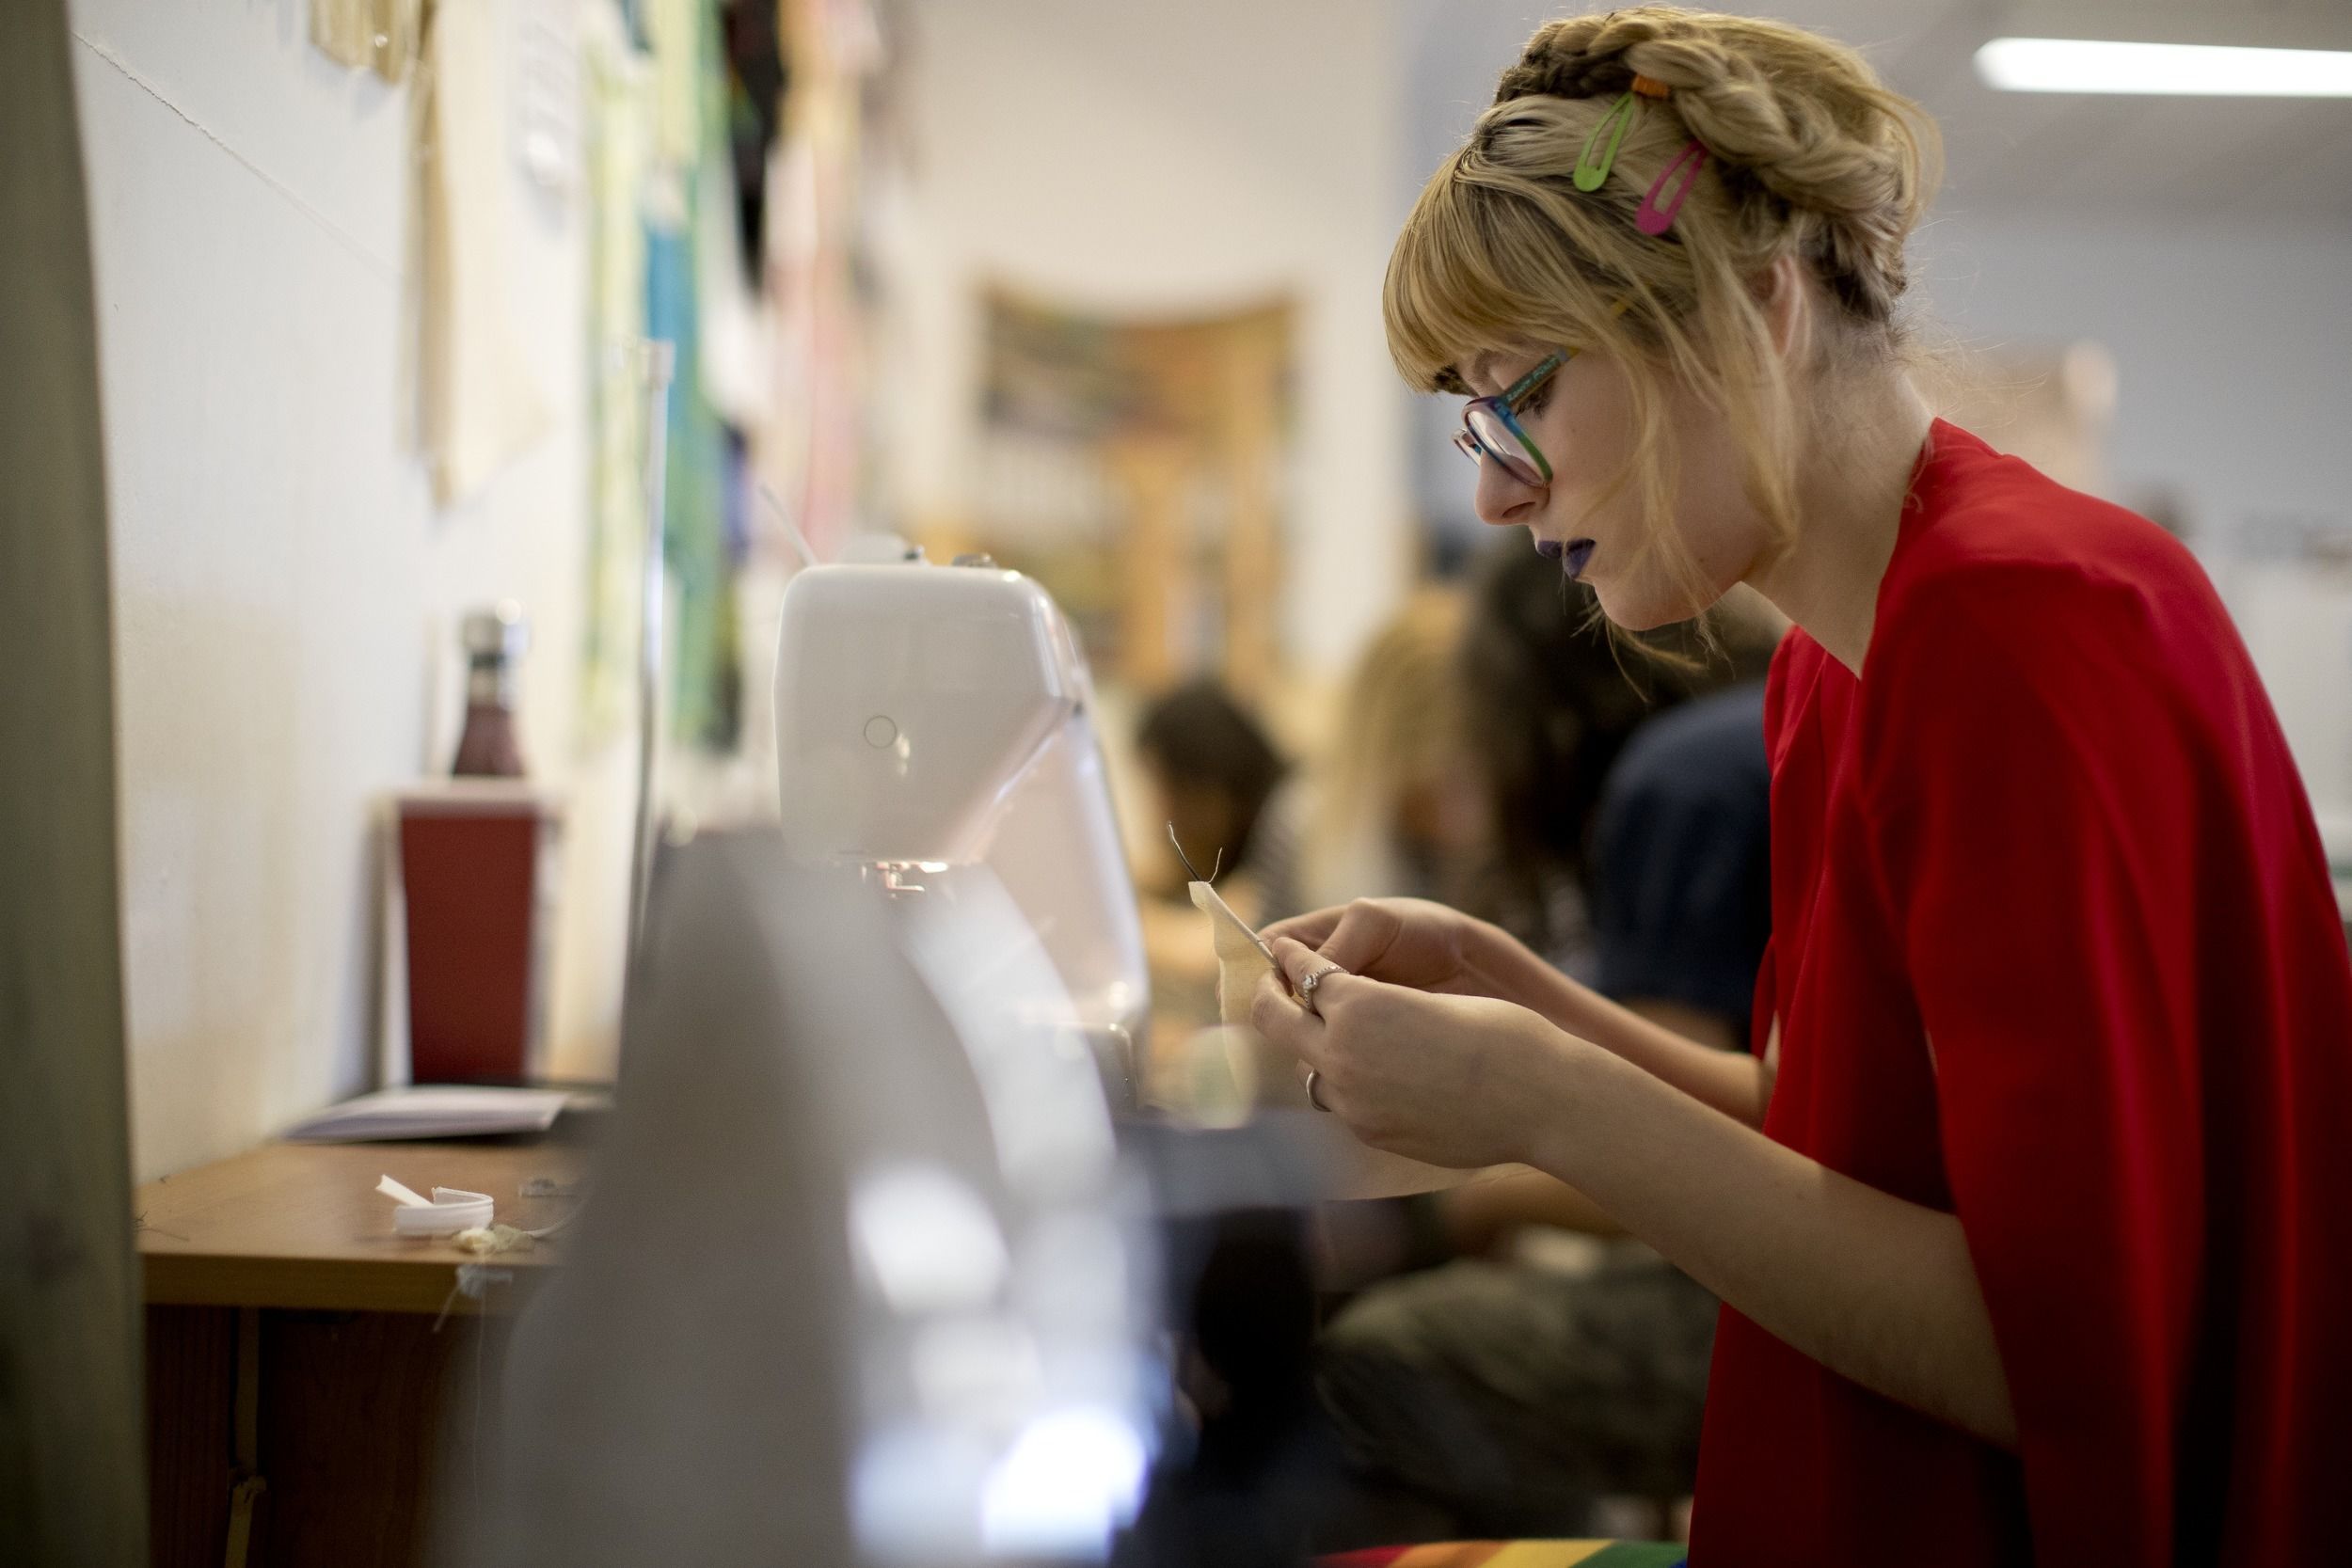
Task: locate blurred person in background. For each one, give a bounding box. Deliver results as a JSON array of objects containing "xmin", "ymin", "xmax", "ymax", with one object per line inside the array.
[
  {"xmin": 1256, "ymin": 8, "xmax": 2352, "ymax": 1563},
  {"xmin": 1133, "ymin": 678, "xmax": 1293, "ymax": 1061},
  {"xmin": 1253, "ymin": 587, "xmax": 1484, "ymax": 927},
  {"xmin": 1316, "ymin": 541, "xmax": 1778, "ymax": 1542},
  {"xmin": 1450, "ymin": 543, "xmax": 1774, "ymax": 979},
  {"xmin": 1137, "ymin": 676, "xmax": 1293, "ymax": 904}
]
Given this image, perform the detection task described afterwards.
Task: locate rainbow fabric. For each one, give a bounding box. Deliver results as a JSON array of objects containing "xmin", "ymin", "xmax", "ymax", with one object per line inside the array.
[{"xmin": 1317, "ymin": 1544, "xmax": 1687, "ymax": 1568}]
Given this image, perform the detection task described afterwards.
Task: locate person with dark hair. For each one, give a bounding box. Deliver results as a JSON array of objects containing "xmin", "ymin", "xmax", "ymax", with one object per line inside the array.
[
  {"xmin": 1136, "ymin": 677, "xmax": 1290, "ymax": 893},
  {"xmin": 1132, "ymin": 678, "xmax": 1297, "ymax": 1080},
  {"xmin": 1453, "ymin": 542, "xmax": 1772, "ymax": 972}
]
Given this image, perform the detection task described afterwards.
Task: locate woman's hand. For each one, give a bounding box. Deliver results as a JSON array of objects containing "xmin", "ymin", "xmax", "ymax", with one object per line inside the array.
[
  {"xmin": 1261, "ymin": 897, "xmax": 1773, "ymax": 1129},
  {"xmin": 1258, "ymin": 897, "xmax": 1527, "ymax": 1003},
  {"xmin": 1250, "ymin": 936, "xmax": 1580, "ymax": 1170}
]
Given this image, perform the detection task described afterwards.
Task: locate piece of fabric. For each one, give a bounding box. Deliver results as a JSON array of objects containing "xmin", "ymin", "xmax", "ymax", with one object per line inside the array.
[
  {"xmin": 310, "ymin": 0, "xmax": 374, "ymax": 69},
  {"xmin": 579, "ymin": 12, "xmax": 651, "ymax": 744},
  {"xmin": 1691, "ymin": 422, "xmax": 2352, "ymax": 1566},
  {"xmin": 310, "ymin": 0, "xmax": 419, "ymax": 80},
  {"xmin": 641, "ymin": 0, "xmax": 743, "ymax": 751},
  {"xmin": 413, "ymin": 0, "xmax": 551, "ymax": 503},
  {"xmin": 1589, "ymin": 684, "xmax": 1771, "ymax": 1037},
  {"xmin": 644, "ymin": 215, "xmax": 736, "ymax": 747}
]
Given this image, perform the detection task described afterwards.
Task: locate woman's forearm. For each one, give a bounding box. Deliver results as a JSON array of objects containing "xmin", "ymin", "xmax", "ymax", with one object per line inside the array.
[
  {"xmin": 1438, "ymin": 1168, "xmax": 1625, "ymax": 1254},
  {"xmin": 1526, "ymin": 1033, "xmax": 2019, "ymax": 1449},
  {"xmin": 1477, "ymin": 933, "xmax": 1773, "ymax": 1128}
]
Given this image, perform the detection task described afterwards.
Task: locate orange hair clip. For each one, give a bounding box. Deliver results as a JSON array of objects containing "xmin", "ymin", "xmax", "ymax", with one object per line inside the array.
[{"xmin": 1630, "ymin": 73, "xmax": 1672, "ymax": 100}]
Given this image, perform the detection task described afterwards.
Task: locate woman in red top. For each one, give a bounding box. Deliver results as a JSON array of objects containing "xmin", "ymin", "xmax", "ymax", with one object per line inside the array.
[{"xmin": 1251, "ymin": 8, "xmax": 2352, "ymax": 1564}]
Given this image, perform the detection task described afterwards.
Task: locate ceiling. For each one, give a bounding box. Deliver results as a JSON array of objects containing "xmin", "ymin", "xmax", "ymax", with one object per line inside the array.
[{"xmin": 1406, "ymin": 0, "xmax": 2352, "ymax": 226}]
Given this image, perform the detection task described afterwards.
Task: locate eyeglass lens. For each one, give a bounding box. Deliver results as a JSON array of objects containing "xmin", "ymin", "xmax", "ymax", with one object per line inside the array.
[{"xmin": 1464, "ymin": 403, "xmax": 1545, "ymax": 484}]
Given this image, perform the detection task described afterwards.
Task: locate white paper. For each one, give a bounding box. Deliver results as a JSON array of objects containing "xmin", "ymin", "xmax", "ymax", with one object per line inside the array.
[{"xmin": 284, "ymin": 1085, "xmax": 568, "ymax": 1143}]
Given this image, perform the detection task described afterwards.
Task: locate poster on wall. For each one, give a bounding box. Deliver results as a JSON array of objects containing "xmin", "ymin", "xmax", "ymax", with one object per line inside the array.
[{"xmin": 974, "ymin": 287, "xmax": 1297, "ymax": 702}]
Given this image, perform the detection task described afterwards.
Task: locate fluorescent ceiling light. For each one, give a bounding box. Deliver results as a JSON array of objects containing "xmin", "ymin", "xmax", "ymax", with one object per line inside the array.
[{"xmin": 1977, "ymin": 37, "xmax": 2352, "ymax": 97}]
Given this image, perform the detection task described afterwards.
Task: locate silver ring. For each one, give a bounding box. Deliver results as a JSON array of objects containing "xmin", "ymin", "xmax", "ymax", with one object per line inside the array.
[
  {"xmin": 1295, "ymin": 962, "xmax": 1344, "ymax": 1017},
  {"xmin": 1304, "ymin": 1069, "xmax": 1332, "ymax": 1113}
]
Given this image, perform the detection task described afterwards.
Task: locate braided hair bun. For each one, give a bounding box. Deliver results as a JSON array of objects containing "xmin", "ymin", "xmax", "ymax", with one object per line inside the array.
[{"xmin": 1495, "ymin": 8, "xmax": 1933, "ymax": 322}]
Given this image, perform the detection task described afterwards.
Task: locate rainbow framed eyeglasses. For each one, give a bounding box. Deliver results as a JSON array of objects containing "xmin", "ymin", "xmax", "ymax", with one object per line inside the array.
[{"xmin": 1451, "ymin": 352, "xmax": 1567, "ymax": 486}]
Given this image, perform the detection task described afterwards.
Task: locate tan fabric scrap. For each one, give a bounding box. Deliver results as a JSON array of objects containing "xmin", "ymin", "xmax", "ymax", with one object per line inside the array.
[
  {"xmin": 309, "ymin": 0, "xmax": 419, "ymax": 81},
  {"xmin": 310, "ymin": 0, "xmax": 373, "ymax": 69},
  {"xmin": 413, "ymin": 0, "xmax": 553, "ymax": 503},
  {"xmin": 372, "ymin": 0, "xmax": 421, "ymax": 83}
]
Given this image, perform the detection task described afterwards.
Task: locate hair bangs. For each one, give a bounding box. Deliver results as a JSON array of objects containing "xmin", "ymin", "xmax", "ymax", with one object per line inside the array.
[
  {"xmin": 1386, "ymin": 154, "xmax": 1645, "ymax": 399},
  {"xmin": 1386, "ymin": 161, "xmax": 1542, "ymax": 397}
]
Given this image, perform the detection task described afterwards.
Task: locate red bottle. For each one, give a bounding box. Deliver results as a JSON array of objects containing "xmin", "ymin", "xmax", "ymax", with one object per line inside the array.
[
  {"xmin": 452, "ymin": 601, "xmax": 529, "ymax": 778},
  {"xmin": 397, "ymin": 602, "xmax": 559, "ymax": 1085}
]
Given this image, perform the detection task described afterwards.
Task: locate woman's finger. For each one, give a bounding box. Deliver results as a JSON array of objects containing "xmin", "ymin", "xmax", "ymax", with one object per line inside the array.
[
  {"xmin": 1309, "ymin": 901, "xmax": 1407, "ymax": 976},
  {"xmin": 1259, "ymin": 906, "xmax": 1343, "ymax": 950},
  {"xmin": 1270, "ymin": 937, "xmax": 1359, "ymax": 1018},
  {"xmin": 1250, "ymin": 968, "xmax": 1326, "ymax": 1065},
  {"xmin": 1268, "ymin": 935, "xmax": 1330, "ymax": 990}
]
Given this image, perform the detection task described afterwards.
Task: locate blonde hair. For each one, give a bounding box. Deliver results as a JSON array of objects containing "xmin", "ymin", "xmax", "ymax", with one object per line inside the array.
[
  {"xmin": 1386, "ymin": 7, "xmax": 1940, "ymax": 604},
  {"xmin": 1299, "ymin": 589, "xmax": 1470, "ymax": 908}
]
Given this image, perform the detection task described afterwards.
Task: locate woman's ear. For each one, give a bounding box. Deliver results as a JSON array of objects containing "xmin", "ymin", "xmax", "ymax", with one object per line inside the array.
[{"xmin": 1756, "ymin": 253, "xmax": 1814, "ymax": 363}]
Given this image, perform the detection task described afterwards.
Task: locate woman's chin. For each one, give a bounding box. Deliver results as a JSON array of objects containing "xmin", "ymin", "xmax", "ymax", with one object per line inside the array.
[{"xmin": 1590, "ymin": 578, "xmax": 1695, "ymax": 633}]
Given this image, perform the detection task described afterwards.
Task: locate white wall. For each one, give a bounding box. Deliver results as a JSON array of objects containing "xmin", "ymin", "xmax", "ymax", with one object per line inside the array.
[
  {"xmin": 886, "ymin": 0, "xmax": 1413, "ymax": 680},
  {"xmin": 1915, "ymin": 214, "xmax": 2352, "ymax": 536},
  {"xmin": 1915, "ymin": 212, "xmax": 2352, "ymax": 818},
  {"xmin": 72, "ymin": 0, "xmax": 627, "ymax": 1180}
]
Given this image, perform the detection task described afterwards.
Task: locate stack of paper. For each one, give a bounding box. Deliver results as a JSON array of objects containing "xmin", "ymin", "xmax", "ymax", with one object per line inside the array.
[{"xmin": 282, "ymin": 1085, "xmax": 569, "ymax": 1143}]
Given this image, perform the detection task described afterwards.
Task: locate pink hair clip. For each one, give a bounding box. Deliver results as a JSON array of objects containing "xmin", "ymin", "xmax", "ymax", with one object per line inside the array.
[{"xmin": 1636, "ymin": 138, "xmax": 1708, "ymax": 236}]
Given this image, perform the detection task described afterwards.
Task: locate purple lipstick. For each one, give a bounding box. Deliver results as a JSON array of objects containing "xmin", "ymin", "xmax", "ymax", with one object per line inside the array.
[{"xmin": 1534, "ymin": 537, "xmax": 1596, "ymax": 578}]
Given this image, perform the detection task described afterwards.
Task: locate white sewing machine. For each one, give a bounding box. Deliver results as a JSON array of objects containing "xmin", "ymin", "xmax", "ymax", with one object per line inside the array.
[
  {"xmin": 771, "ymin": 537, "xmax": 1152, "ymax": 1093},
  {"xmin": 468, "ymin": 544, "xmax": 1164, "ymax": 1568}
]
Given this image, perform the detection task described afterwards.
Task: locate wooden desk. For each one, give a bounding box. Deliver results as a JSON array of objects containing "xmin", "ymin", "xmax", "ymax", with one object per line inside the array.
[
  {"xmin": 139, "ymin": 1138, "xmax": 582, "ymax": 1315},
  {"xmin": 139, "ymin": 1136, "xmax": 590, "ymax": 1568}
]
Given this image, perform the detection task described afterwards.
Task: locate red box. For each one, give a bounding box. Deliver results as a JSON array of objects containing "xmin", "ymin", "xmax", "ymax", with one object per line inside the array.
[{"xmin": 393, "ymin": 784, "xmax": 562, "ymax": 1085}]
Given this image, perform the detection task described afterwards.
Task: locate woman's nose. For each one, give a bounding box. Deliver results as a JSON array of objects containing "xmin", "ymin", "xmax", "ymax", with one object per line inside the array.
[{"xmin": 1472, "ymin": 452, "xmax": 1544, "ymax": 528}]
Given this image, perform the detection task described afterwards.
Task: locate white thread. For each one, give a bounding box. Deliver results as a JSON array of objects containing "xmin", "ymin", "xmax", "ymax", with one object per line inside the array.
[
  {"xmin": 455, "ymin": 1263, "xmax": 514, "ymax": 1298},
  {"xmin": 431, "ymin": 1261, "xmax": 515, "ymax": 1333}
]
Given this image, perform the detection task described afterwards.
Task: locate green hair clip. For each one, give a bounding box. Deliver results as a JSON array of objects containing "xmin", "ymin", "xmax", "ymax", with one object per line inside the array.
[{"xmin": 1574, "ymin": 91, "xmax": 1641, "ymax": 191}]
